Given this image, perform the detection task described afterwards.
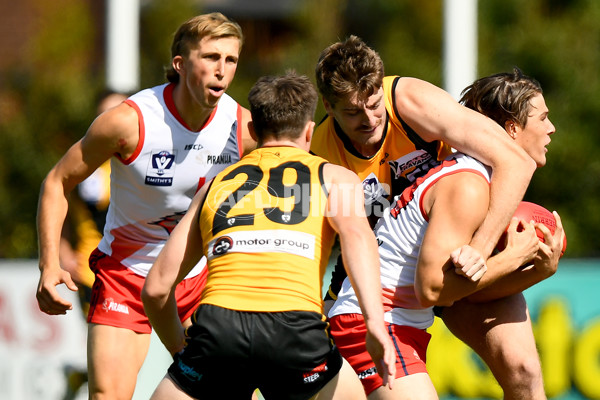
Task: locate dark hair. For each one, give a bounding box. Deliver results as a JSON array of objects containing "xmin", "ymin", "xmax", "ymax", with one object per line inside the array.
[
  {"xmin": 460, "ymin": 67, "xmax": 543, "ymax": 128},
  {"xmin": 248, "ymin": 71, "xmax": 318, "ymax": 142},
  {"xmin": 315, "ymin": 35, "xmax": 384, "ymax": 106},
  {"xmin": 165, "ymin": 13, "xmax": 243, "ymax": 83}
]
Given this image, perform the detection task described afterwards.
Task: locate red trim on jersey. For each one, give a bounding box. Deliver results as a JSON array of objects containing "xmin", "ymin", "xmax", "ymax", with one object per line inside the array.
[
  {"xmin": 108, "ymin": 223, "xmax": 149, "ymax": 262},
  {"xmin": 196, "ymin": 177, "xmax": 206, "ymax": 194},
  {"xmin": 419, "ymin": 169, "xmax": 490, "ymax": 222},
  {"xmin": 119, "ymin": 100, "xmax": 145, "ymax": 165},
  {"xmin": 163, "ymin": 83, "xmax": 218, "ymax": 132},
  {"xmin": 236, "ymin": 104, "xmax": 244, "ymax": 156},
  {"xmin": 382, "ymin": 286, "xmax": 424, "ymax": 310},
  {"xmin": 389, "ymin": 158, "xmax": 458, "ymax": 219}
]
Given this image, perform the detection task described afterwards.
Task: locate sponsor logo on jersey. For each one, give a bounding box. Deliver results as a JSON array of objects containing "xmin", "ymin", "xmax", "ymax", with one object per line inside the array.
[
  {"xmin": 102, "ymin": 298, "xmax": 130, "ymax": 314},
  {"xmin": 389, "ymin": 150, "xmax": 437, "ymax": 185},
  {"xmin": 303, "ymin": 361, "xmax": 328, "ymax": 383},
  {"xmin": 206, "ymin": 230, "xmax": 315, "ymax": 260},
  {"xmin": 207, "ymin": 153, "xmax": 232, "ymax": 164},
  {"xmin": 357, "ymin": 366, "xmax": 378, "ymax": 380},
  {"xmin": 146, "ymin": 150, "xmax": 176, "ymax": 186},
  {"xmin": 177, "ymin": 358, "xmax": 203, "ymax": 382},
  {"xmin": 212, "ymin": 236, "xmax": 233, "ymax": 255},
  {"xmin": 184, "ymin": 143, "xmax": 204, "ymax": 150},
  {"xmin": 389, "ymin": 150, "xmax": 431, "ymax": 177}
]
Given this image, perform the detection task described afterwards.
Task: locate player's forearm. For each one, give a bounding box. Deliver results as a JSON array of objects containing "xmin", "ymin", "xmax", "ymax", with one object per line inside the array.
[
  {"xmin": 142, "ymin": 289, "xmax": 185, "ymax": 355},
  {"xmin": 417, "ymin": 257, "xmax": 520, "ymax": 307},
  {"xmin": 467, "ymin": 264, "xmax": 549, "ymax": 303},
  {"xmin": 467, "ymin": 250, "xmax": 557, "ymax": 302},
  {"xmin": 470, "ymin": 153, "xmax": 536, "ymax": 258},
  {"xmin": 37, "ymin": 178, "xmax": 70, "ymax": 271}
]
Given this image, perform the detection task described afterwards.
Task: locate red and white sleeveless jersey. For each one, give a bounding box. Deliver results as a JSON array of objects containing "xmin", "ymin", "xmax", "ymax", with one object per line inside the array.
[
  {"xmin": 97, "ymin": 83, "xmax": 244, "ymax": 277},
  {"xmin": 329, "ymin": 153, "xmax": 491, "ymax": 329}
]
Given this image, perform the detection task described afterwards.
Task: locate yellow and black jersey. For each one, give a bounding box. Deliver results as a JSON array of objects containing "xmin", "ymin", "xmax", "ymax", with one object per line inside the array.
[
  {"xmin": 311, "ymin": 76, "xmax": 453, "ymax": 219},
  {"xmin": 199, "ymin": 147, "xmax": 336, "ymax": 314}
]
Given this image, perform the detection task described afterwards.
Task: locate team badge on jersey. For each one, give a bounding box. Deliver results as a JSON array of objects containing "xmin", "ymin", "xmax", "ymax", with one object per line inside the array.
[
  {"xmin": 145, "ymin": 150, "xmax": 177, "ymax": 186},
  {"xmin": 362, "ymin": 172, "xmax": 389, "ymax": 206}
]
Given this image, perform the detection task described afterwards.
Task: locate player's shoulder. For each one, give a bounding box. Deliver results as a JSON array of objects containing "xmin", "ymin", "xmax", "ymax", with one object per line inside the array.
[
  {"xmin": 92, "ymin": 102, "xmax": 138, "ymax": 136},
  {"xmin": 432, "ymin": 161, "xmax": 490, "ymax": 206},
  {"xmin": 322, "ymin": 162, "xmax": 361, "ymax": 185}
]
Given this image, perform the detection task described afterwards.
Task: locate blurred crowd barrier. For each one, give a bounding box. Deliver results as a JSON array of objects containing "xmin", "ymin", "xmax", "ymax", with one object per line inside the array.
[{"xmin": 1, "ymin": 259, "xmax": 598, "ymax": 400}]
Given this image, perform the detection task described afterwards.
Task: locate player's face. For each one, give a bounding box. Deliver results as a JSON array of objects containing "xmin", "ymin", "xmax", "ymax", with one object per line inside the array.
[
  {"xmin": 514, "ymin": 93, "xmax": 555, "ymax": 167},
  {"xmin": 324, "ymin": 87, "xmax": 386, "ymax": 156},
  {"xmin": 179, "ymin": 36, "xmax": 240, "ymax": 109}
]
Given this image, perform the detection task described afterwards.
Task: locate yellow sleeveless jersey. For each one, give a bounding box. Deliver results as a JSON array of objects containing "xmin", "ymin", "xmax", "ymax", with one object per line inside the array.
[
  {"xmin": 311, "ymin": 76, "xmax": 453, "ymax": 218},
  {"xmin": 199, "ymin": 147, "xmax": 336, "ymax": 314}
]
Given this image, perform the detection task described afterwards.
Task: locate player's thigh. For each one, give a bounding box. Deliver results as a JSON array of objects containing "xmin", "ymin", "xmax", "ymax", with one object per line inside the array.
[
  {"xmin": 87, "ymin": 323, "xmax": 151, "ymax": 398},
  {"xmin": 440, "ymin": 292, "xmax": 529, "ymax": 353},
  {"xmin": 368, "ymin": 372, "xmax": 438, "ymax": 400},
  {"xmin": 311, "ymin": 358, "xmax": 366, "ymax": 400},
  {"xmin": 150, "ymin": 375, "xmax": 195, "ymax": 400}
]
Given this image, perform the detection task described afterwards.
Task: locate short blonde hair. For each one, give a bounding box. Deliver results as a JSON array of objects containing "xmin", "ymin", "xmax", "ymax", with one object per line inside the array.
[{"xmin": 166, "ymin": 13, "xmax": 244, "ymax": 83}]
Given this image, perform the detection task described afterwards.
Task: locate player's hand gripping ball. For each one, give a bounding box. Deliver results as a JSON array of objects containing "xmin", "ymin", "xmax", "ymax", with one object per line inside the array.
[{"xmin": 497, "ymin": 201, "xmax": 567, "ymax": 257}]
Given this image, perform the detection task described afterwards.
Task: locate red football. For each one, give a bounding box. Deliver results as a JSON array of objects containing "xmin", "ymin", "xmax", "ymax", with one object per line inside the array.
[{"xmin": 496, "ymin": 201, "xmax": 567, "ymax": 257}]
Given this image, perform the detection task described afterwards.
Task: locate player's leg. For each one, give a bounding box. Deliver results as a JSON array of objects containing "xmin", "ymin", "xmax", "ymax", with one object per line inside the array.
[
  {"xmin": 87, "ymin": 323, "xmax": 151, "ymax": 400},
  {"xmin": 439, "ymin": 293, "xmax": 545, "ymax": 400},
  {"xmin": 311, "ymin": 358, "xmax": 366, "ymax": 400},
  {"xmin": 150, "ymin": 374, "xmax": 196, "ymax": 400},
  {"xmin": 329, "ymin": 314, "xmax": 436, "ymax": 399},
  {"xmin": 369, "ymin": 372, "xmax": 438, "ymax": 400}
]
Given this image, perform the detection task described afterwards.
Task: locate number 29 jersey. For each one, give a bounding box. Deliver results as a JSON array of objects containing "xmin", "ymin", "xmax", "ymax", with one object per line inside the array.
[{"xmin": 199, "ymin": 147, "xmax": 335, "ymax": 314}]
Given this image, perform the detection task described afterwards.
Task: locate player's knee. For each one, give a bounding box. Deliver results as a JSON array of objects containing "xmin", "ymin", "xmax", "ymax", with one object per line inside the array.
[{"xmin": 500, "ymin": 355, "xmax": 544, "ymax": 392}]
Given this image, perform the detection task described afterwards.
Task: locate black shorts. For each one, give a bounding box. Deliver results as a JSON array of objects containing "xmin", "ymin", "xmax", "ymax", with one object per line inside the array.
[{"xmin": 168, "ymin": 304, "xmax": 343, "ymax": 400}]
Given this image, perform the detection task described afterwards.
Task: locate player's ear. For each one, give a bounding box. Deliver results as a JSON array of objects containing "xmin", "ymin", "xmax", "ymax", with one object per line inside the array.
[
  {"xmin": 172, "ymin": 55, "xmax": 184, "ymax": 75},
  {"xmin": 322, "ymin": 98, "xmax": 334, "ymax": 116},
  {"xmin": 248, "ymin": 121, "xmax": 258, "ymax": 142},
  {"xmin": 305, "ymin": 120, "xmax": 315, "ymax": 143},
  {"xmin": 505, "ymin": 120, "xmax": 518, "ymax": 139}
]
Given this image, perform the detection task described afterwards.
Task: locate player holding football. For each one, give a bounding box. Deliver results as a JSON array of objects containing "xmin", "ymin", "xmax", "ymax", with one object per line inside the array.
[
  {"xmin": 312, "ymin": 34, "xmax": 556, "ymax": 400},
  {"xmin": 328, "ymin": 67, "xmax": 565, "ymax": 399}
]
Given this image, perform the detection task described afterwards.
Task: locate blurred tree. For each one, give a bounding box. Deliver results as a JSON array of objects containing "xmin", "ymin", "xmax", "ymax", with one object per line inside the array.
[
  {"xmin": 478, "ymin": 0, "xmax": 600, "ymax": 256},
  {"xmin": 0, "ymin": 0, "xmax": 99, "ymax": 258},
  {"xmin": 0, "ymin": 0, "xmax": 598, "ymax": 258}
]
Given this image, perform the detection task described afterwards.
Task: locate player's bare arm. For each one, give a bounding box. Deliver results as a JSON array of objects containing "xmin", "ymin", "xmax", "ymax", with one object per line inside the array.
[
  {"xmin": 142, "ymin": 184, "xmax": 208, "ymax": 356},
  {"xmin": 415, "ymin": 172, "xmax": 520, "ymax": 307},
  {"xmin": 36, "ymin": 103, "xmax": 140, "ymax": 315},
  {"xmin": 324, "ymin": 164, "xmax": 396, "ymax": 389},
  {"xmin": 393, "ymin": 77, "xmax": 537, "ymax": 259},
  {"xmin": 467, "ymin": 212, "xmax": 564, "ymax": 303}
]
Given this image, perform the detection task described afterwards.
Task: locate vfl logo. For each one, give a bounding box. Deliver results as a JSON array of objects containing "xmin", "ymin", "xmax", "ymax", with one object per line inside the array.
[
  {"xmin": 362, "ymin": 173, "xmax": 389, "ymax": 206},
  {"xmin": 153, "ymin": 151, "xmax": 175, "ymax": 175},
  {"xmin": 212, "ymin": 236, "xmax": 233, "ymax": 256},
  {"xmin": 146, "ymin": 150, "xmax": 176, "ymax": 186}
]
